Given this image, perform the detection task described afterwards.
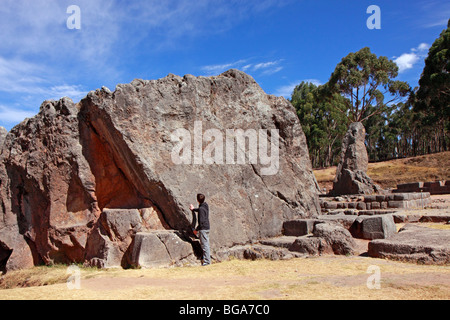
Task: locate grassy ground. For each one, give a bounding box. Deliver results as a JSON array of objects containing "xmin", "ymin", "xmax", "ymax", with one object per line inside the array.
[
  {"xmin": 314, "ymin": 151, "xmax": 450, "ymax": 190},
  {"xmin": 1, "ymin": 152, "xmax": 449, "ymax": 300},
  {"xmin": 1, "ymin": 256, "xmax": 449, "ymax": 300}
]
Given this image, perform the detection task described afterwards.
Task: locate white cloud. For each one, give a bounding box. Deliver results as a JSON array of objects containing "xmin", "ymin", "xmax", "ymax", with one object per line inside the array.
[
  {"xmin": 253, "ymin": 61, "xmax": 278, "ymax": 70},
  {"xmin": 261, "ymin": 66, "xmax": 284, "ymax": 76},
  {"xmin": 394, "ymin": 43, "xmax": 430, "ymax": 73},
  {"xmin": 420, "ymin": 2, "xmax": 450, "ymax": 29},
  {"xmin": 424, "ymin": 19, "xmax": 448, "ymax": 28},
  {"xmin": 417, "ymin": 43, "xmax": 430, "ymax": 51},
  {"xmin": 0, "ymin": 55, "xmax": 87, "ymax": 100},
  {"xmin": 201, "ymin": 60, "xmax": 248, "ymax": 75},
  {"xmin": 0, "ymin": 0, "xmax": 120, "ymax": 64},
  {"xmin": 246, "ymin": 60, "xmax": 284, "ymax": 74},
  {"xmin": 201, "ymin": 59, "xmax": 284, "ymax": 76},
  {"xmin": 274, "ymin": 83, "xmax": 298, "ymax": 98},
  {"xmin": 0, "ymin": 0, "xmax": 289, "ymax": 128},
  {"xmin": 274, "ymin": 79, "xmax": 322, "ymax": 98},
  {"xmin": 0, "ymin": 54, "xmax": 87, "ymax": 129},
  {"xmin": 0, "ymin": 105, "xmax": 36, "ymax": 124},
  {"xmin": 394, "ymin": 53, "xmax": 420, "ymax": 73},
  {"xmin": 47, "ymin": 85, "xmax": 87, "ymax": 102}
]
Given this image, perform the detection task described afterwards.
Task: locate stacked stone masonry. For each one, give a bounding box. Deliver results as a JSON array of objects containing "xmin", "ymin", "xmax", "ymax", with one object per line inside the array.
[
  {"xmin": 321, "ymin": 192, "xmax": 432, "ymax": 214},
  {"xmin": 394, "ymin": 181, "xmax": 450, "ymax": 195}
]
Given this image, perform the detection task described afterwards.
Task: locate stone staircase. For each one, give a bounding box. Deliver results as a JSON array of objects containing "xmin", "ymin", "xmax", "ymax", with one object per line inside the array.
[
  {"xmin": 224, "ymin": 213, "xmax": 402, "ymax": 261},
  {"xmin": 216, "ymin": 218, "xmax": 354, "ymax": 261}
]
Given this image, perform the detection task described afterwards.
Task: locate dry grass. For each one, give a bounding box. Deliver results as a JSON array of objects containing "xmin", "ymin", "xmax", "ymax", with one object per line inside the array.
[
  {"xmin": 1, "ymin": 256, "xmax": 449, "ymax": 300},
  {"xmin": 422, "ymin": 223, "xmax": 450, "ymax": 230},
  {"xmin": 1, "ymin": 152, "xmax": 449, "ymax": 300},
  {"xmin": 314, "ymin": 151, "xmax": 450, "ymax": 189}
]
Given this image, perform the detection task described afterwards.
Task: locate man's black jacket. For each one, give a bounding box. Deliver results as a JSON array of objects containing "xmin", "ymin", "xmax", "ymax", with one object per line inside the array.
[{"xmin": 191, "ymin": 202, "xmax": 210, "ymax": 231}]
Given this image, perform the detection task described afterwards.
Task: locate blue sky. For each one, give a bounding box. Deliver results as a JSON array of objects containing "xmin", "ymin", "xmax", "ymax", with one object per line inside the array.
[{"xmin": 0, "ymin": 0, "xmax": 448, "ymax": 130}]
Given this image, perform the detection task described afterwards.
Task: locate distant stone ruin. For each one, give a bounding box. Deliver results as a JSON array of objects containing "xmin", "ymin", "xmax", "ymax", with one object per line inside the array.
[
  {"xmin": 394, "ymin": 181, "xmax": 450, "ymax": 195},
  {"xmin": 320, "ymin": 192, "xmax": 432, "ymax": 215},
  {"xmin": 332, "ymin": 122, "xmax": 381, "ymax": 196}
]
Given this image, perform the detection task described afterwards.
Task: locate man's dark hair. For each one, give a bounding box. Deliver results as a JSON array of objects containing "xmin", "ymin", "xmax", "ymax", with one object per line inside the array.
[{"xmin": 197, "ymin": 193, "xmax": 205, "ymax": 204}]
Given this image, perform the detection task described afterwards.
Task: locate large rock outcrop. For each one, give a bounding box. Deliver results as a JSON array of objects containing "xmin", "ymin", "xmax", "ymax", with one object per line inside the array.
[
  {"xmin": 0, "ymin": 127, "xmax": 7, "ymax": 147},
  {"xmin": 0, "ymin": 69, "xmax": 320, "ymax": 271},
  {"xmin": 332, "ymin": 122, "xmax": 381, "ymax": 195}
]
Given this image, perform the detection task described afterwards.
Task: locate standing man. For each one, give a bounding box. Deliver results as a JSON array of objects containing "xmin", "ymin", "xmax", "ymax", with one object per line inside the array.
[{"xmin": 190, "ymin": 194, "xmax": 211, "ymax": 266}]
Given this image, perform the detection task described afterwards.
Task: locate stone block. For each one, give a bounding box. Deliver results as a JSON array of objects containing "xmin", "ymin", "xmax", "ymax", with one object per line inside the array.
[
  {"xmin": 344, "ymin": 209, "xmax": 358, "ymax": 216},
  {"xmin": 419, "ymin": 216, "xmax": 450, "ymax": 223},
  {"xmin": 368, "ymin": 224, "xmax": 450, "ymax": 265},
  {"xmin": 364, "ymin": 195, "xmax": 377, "ymax": 203},
  {"xmin": 407, "ymin": 215, "xmax": 421, "ymax": 223},
  {"xmin": 394, "ymin": 193, "xmax": 409, "ymax": 201},
  {"xmin": 129, "ymin": 231, "xmax": 194, "ymax": 268},
  {"xmin": 347, "ymin": 202, "xmax": 357, "ymax": 209},
  {"xmin": 371, "ymin": 202, "xmax": 381, "ymax": 209},
  {"xmin": 388, "ymin": 200, "xmax": 407, "ymax": 209},
  {"xmin": 316, "ymin": 215, "xmax": 359, "ymax": 230},
  {"xmin": 85, "ymin": 209, "xmax": 146, "ymax": 268},
  {"xmin": 393, "ymin": 214, "xmax": 407, "ymax": 223},
  {"xmin": 397, "ymin": 182, "xmax": 423, "ymax": 190},
  {"xmin": 283, "ymin": 219, "xmax": 316, "ymax": 237},
  {"xmin": 356, "ymin": 202, "xmax": 366, "ymax": 210},
  {"xmin": 424, "ymin": 181, "xmax": 444, "ymax": 188},
  {"xmin": 349, "ymin": 215, "xmax": 397, "ymax": 240},
  {"xmin": 324, "ymin": 202, "xmax": 338, "ymax": 210},
  {"xmin": 409, "ymin": 193, "xmax": 419, "ymax": 200},
  {"xmin": 290, "ymin": 237, "xmax": 330, "ymax": 255},
  {"xmin": 313, "ymin": 223, "xmax": 356, "ymax": 255},
  {"xmin": 386, "ymin": 194, "xmax": 395, "ymax": 201}
]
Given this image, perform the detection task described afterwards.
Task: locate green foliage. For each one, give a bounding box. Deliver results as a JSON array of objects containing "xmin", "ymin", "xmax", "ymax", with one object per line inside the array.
[
  {"xmin": 291, "ymin": 81, "xmax": 347, "ymax": 167},
  {"xmin": 291, "ymin": 35, "xmax": 449, "ymax": 168},
  {"xmin": 413, "ymin": 19, "xmax": 450, "ymax": 149},
  {"xmin": 415, "ymin": 20, "xmax": 450, "ymax": 117},
  {"xmin": 322, "ymin": 47, "xmax": 410, "ymax": 123}
]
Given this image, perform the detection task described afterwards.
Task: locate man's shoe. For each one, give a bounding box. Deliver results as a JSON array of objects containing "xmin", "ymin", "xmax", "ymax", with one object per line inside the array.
[{"xmin": 202, "ymin": 262, "xmax": 210, "ymax": 266}]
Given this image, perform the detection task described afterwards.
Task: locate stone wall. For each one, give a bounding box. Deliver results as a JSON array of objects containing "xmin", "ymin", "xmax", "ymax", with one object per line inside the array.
[
  {"xmin": 363, "ymin": 192, "xmax": 431, "ymax": 209},
  {"xmin": 320, "ymin": 192, "xmax": 431, "ymax": 213},
  {"xmin": 394, "ymin": 181, "xmax": 450, "ymax": 195}
]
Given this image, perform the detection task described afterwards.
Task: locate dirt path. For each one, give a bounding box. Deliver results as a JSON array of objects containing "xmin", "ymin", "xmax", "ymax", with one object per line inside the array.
[{"xmin": 1, "ymin": 256, "xmax": 449, "ymax": 300}]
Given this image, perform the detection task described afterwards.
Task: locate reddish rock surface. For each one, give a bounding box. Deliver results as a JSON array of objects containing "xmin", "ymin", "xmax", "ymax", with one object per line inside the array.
[{"xmin": 0, "ymin": 70, "xmax": 320, "ymax": 271}]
